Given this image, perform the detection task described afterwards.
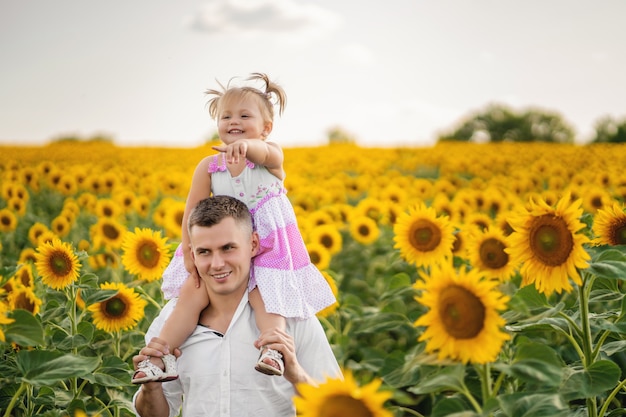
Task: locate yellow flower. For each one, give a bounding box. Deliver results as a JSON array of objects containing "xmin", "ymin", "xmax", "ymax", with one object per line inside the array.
[
  {"xmin": 51, "ymin": 215, "xmax": 72, "ymax": 237},
  {"xmin": 349, "ymin": 215, "xmax": 380, "ymax": 245},
  {"xmin": 8, "ymin": 285, "xmax": 43, "ymax": 315},
  {"xmin": 0, "ymin": 208, "xmax": 17, "ymax": 233},
  {"xmin": 506, "ymin": 193, "xmax": 590, "ymax": 295},
  {"xmin": 414, "ymin": 262, "xmax": 510, "ymax": 364},
  {"xmin": 467, "ymin": 226, "xmax": 518, "ymax": 282},
  {"xmin": 295, "ymin": 370, "xmax": 393, "ymax": 417},
  {"xmin": 18, "ymin": 248, "xmax": 38, "ymax": 265},
  {"xmin": 316, "ymin": 271, "xmax": 339, "ymax": 318},
  {"xmin": 121, "ymin": 228, "xmax": 171, "ymax": 282},
  {"xmin": 90, "ymin": 217, "xmax": 127, "ymax": 249},
  {"xmin": 306, "ymin": 242, "xmax": 332, "ymax": 271},
  {"xmin": 592, "ymin": 201, "xmax": 626, "ymax": 246},
  {"xmin": 0, "ymin": 300, "xmax": 15, "ymax": 342},
  {"xmin": 309, "ymin": 224, "xmax": 343, "ymax": 255},
  {"xmin": 35, "ymin": 238, "xmax": 81, "ymax": 290},
  {"xmin": 393, "ymin": 203, "xmax": 455, "ymax": 267},
  {"xmin": 88, "ymin": 282, "xmax": 146, "ymax": 332}
]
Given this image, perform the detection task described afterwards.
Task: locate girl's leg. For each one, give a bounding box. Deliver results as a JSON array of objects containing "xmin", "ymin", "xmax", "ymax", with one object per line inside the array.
[
  {"xmin": 133, "ymin": 277, "xmax": 209, "ymax": 382},
  {"xmin": 249, "ymin": 287, "xmax": 286, "ymax": 374}
]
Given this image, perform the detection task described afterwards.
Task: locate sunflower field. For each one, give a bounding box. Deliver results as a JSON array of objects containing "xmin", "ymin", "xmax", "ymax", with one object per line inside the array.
[{"xmin": 1, "ymin": 140, "xmax": 626, "ymax": 417}]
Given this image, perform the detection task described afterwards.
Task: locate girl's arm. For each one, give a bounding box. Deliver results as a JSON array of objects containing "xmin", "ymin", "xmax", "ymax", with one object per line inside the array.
[
  {"xmin": 181, "ymin": 156, "xmax": 213, "ymax": 274},
  {"xmin": 212, "ymin": 140, "xmax": 285, "ymax": 180}
]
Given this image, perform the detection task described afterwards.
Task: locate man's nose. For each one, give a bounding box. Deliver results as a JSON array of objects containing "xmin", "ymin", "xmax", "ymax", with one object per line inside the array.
[{"xmin": 211, "ymin": 253, "xmax": 225, "ymax": 268}]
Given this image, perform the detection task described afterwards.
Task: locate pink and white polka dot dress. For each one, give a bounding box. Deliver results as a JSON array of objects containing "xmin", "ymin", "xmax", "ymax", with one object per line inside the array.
[{"xmin": 161, "ymin": 153, "xmax": 336, "ymax": 319}]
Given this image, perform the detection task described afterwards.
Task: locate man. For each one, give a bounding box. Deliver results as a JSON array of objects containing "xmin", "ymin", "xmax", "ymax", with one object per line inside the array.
[{"xmin": 132, "ymin": 195, "xmax": 341, "ymax": 417}]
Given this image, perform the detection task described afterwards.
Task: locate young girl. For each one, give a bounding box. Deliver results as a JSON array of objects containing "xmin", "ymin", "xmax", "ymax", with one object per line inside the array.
[{"xmin": 132, "ymin": 73, "xmax": 336, "ymax": 384}]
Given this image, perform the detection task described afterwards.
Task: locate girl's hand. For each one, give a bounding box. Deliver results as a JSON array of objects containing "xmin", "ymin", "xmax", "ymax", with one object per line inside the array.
[{"xmin": 212, "ymin": 140, "xmax": 249, "ymax": 164}]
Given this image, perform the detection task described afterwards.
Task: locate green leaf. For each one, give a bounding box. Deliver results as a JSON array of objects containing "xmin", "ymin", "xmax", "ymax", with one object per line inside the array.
[
  {"xmin": 601, "ymin": 340, "xmax": 626, "ymax": 356},
  {"xmin": 5, "ymin": 309, "xmax": 45, "ymax": 346},
  {"xmin": 79, "ymin": 288, "xmax": 119, "ymax": 306},
  {"xmin": 432, "ymin": 395, "xmax": 475, "ymax": 417},
  {"xmin": 498, "ymin": 393, "xmax": 570, "ymax": 417},
  {"xmin": 15, "ymin": 350, "xmax": 101, "ymax": 386},
  {"xmin": 494, "ymin": 342, "xmax": 563, "ymax": 387},
  {"xmin": 560, "ymin": 360, "xmax": 621, "ymax": 400},
  {"xmin": 587, "ymin": 251, "xmax": 626, "ymax": 280},
  {"xmin": 84, "ymin": 355, "xmax": 132, "ymax": 387},
  {"xmin": 386, "ymin": 272, "xmax": 412, "ymax": 290},
  {"xmin": 408, "ymin": 365, "xmax": 466, "ymax": 395}
]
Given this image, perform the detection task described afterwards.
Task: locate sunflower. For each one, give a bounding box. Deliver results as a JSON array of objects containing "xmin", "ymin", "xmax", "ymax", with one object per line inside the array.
[
  {"xmin": 581, "ymin": 185, "xmax": 612, "ymax": 215},
  {"xmin": 57, "ymin": 174, "xmax": 78, "ymax": 196},
  {"xmin": 309, "ymin": 224, "xmax": 343, "ymax": 255},
  {"xmin": 8, "ymin": 285, "xmax": 43, "ymax": 315},
  {"xmin": 467, "ymin": 226, "xmax": 518, "ymax": 282},
  {"xmin": 355, "ymin": 197, "xmax": 388, "ymax": 225},
  {"xmin": 95, "ymin": 198, "xmax": 122, "ymax": 218},
  {"xmin": 133, "ymin": 195, "xmax": 152, "ymax": 218},
  {"xmin": 13, "ymin": 264, "xmax": 34, "ymax": 288},
  {"xmin": 294, "ymin": 370, "xmax": 393, "ymax": 417},
  {"xmin": 592, "ymin": 201, "xmax": 626, "ymax": 246},
  {"xmin": 18, "ymin": 248, "xmax": 38, "ymax": 264},
  {"xmin": 88, "ymin": 282, "xmax": 146, "ymax": 332},
  {"xmin": 28, "ymin": 222, "xmax": 49, "ymax": 246},
  {"xmin": 317, "ymin": 271, "xmax": 339, "ymax": 318},
  {"xmin": 90, "ymin": 217, "xmax": 127, "ymax": 249},
  {"xmin": 35, "ymin": 238, "xmax": 81, "ymax": 290},
  {"xmin": 0, "ymin": 300, "xmax": 15, "ymax": 342},
  {"xmin": 51, "ymin": 215, "xmax": 72, "ymax": 237},
  {"xmin": 306, "ymin": 242, "xmax": 332, "ymax": 271},
  {"xmin": 414, "ymin": 262, "xmax": 510, "ymax": 364},
  {"xmin": 349, "ymin": 215, "xmax": 380, "ymax": 245},
  {"xmin": 121, "ymin": 228, "xmax": 171, "ymax": 282},
  {"xmin": 506, "ymin": 193, "xmax": 590, "ymax": 295},
  {"xmin": 7, "ymin": 197, "xmax": 27, "ymax": 217},
  {"xmin": 0, "ymin": 208, "xmax": 17, "ymax": 233},
  {"xmin": 393, "ymin": 204, "xmax": 455, "ymax": 267}
]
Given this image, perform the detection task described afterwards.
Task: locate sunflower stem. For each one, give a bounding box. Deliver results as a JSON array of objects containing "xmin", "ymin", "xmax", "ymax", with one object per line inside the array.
[
  {"xmin": 3, "ymin": 382, "xmax": 26, "ymax": 417},
  {"xmin": 476, "ymin": 363, "xmax": 493, "ymax": 402},
  {"xmin": 460, "ymin": 381, "xmax": 482, "ymax": 413},
  {"xmin": 579, "ymin": 271, "xmax": 597, "ymax": 417},
  {"xmin": 134, "ymin": 286, "xmax": 163, "ymax": 310},
  {"xmin": 597, "ymin": 378, "xmax": 626, "ymax": 417}
]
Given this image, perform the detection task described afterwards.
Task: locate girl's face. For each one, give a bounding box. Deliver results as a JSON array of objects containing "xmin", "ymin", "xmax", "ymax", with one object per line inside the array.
[{"xmin": 217, "ymin": 96, "xmax": 272, "ymax": 144}]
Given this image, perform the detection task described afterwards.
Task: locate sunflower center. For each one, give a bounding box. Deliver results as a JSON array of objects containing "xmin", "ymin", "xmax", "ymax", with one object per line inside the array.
[
  {"xmin": 102, "ymin": 224, "xmax": 121, "ymax": 240},
  {"xmin": 320, "ymin": 235, "xmax": 334, "ymax": 250},
  {"xmin": 358, "ymin": 225, "xmax": 371, "ymax": 237},
  {"xmin": 479, "ymin": 238, "xmax": 509, "ymax": 269},
  {"xmin": 50, "ymin": 252, "xmax": 72, "ymax": 276},
  {"xmin": 438, "ymin": 285, "xmax": 485, "ymax": 339},
  {"xmin": 15, "ymin": 293, "xmax": 36, "ymax": 313},
  {"xmin": 409, "ymin": 219, "xmax": 442, "ymax": 252},
  {"xmin": 318, "ymin": 395, "xmax": 373, "ymax": 417},
  {"xmin": 105, "ymin": 297, "xmax": 127, "ymax": 317},
  {"xmin": 529, "ymin": 215, "xmax": 573, "ymax": 266},
  {"xmin": 612, "ymin": 222, "xmax": 626, "ymax": 245},
  {"xmin": 137, "ymin": 241, "xmax": 160, "ymax": 268}
]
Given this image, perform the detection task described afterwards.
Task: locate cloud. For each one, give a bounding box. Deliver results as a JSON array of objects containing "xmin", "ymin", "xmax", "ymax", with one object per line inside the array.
[{"xmin": 185, "ymin": 0, "xmax": 342, "ymax": 43}]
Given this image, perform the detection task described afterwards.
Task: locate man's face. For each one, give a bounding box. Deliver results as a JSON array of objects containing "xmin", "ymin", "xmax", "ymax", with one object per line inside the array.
[{"xmin": 190, "ymin": 217, "xmax": 259, "ymax": 297}]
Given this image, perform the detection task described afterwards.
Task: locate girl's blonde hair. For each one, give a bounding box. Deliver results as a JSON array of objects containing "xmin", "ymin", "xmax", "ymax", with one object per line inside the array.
[{"xmin": 205, "ymin": 73, "xmax": 287, "ymax": 125}]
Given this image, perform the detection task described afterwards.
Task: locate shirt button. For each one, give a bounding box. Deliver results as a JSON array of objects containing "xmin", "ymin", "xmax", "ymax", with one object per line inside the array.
[
  {"xmin": 239, "ymin": 192, "xmax": 244, "ymax": 197},
  {"xmin": 235, "ymin": 179, "xmax": 241, "ymax": 183}
]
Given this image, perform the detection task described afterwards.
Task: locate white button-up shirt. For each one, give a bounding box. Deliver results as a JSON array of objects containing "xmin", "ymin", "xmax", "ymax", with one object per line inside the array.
[{"xmin": 133, "ymin": 293, "xmax": 341, "ymax": 417}]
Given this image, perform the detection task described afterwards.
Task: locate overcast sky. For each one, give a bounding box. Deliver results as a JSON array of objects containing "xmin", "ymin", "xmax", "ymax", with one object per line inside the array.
[{"xmin": 2, "ymin": 0, "xmax": 625, "ymax": 148}]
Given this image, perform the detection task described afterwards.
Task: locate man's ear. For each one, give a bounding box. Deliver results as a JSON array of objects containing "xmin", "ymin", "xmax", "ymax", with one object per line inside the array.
[{"xmin": 251, "ymin": 232, "xmax": 260, "ymax": 256}]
